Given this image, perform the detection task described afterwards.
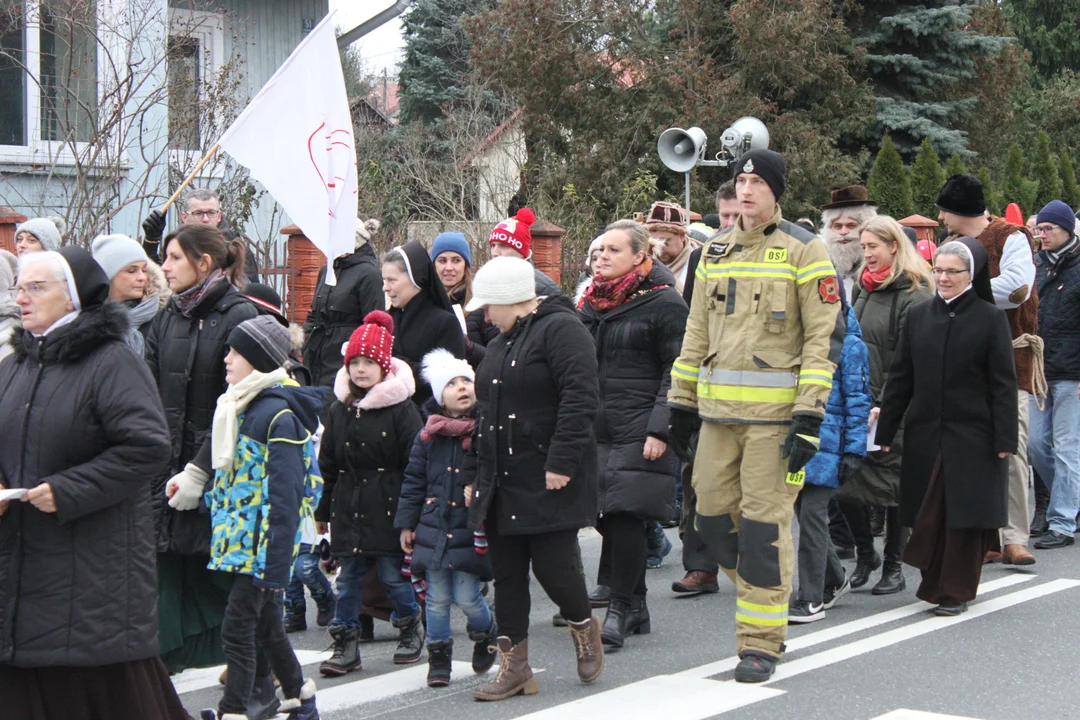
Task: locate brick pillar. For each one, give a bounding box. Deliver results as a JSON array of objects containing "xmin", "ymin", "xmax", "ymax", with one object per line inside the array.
[
  {"xmin": 0, "ymin": 207, "xmax": 28, "ymax": 255},
  {"xmin": 531, "ymin": 219, "xmax": 566, "ymax": 286}
]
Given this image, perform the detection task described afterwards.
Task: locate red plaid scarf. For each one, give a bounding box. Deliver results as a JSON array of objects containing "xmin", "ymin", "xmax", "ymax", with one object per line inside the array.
[{"xmin": 583, "ymin": 258, "xmax": 653, "ymax": 312}]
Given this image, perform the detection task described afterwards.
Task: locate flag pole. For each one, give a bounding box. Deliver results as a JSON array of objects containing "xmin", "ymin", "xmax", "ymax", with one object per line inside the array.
[{"xmin": 159, "ymin": 143, "xmax": 221, "ymax": 213}]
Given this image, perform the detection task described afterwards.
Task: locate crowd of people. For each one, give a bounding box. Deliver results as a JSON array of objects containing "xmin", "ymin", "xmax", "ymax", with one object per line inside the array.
[{"xmin": 1, "ymin": 146, "xmax": 1078, "ymax": 717}]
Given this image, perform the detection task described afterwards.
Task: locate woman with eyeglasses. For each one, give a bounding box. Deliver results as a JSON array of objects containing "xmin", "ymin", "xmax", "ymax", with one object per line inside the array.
[
  {"xmin": 876, "ymin": 237, "xmax": 1018, "ymax": 616},
  {"xmin": 834, "ymin": 216, "xmax": 934, "ymax": 595}
]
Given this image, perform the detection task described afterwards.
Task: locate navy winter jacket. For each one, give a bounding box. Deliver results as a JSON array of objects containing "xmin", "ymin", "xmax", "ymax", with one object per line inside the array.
[
  {"xmin": 1036, "ymin": 243, "xmax": 1080, "ymax": 382},
  {"xmin": 804, "ymin": 305, "xmax": 872, "ymax": 488},
  {"xmin": 395, "ymin": 401, "xmax": 492, "ymax": 579}
]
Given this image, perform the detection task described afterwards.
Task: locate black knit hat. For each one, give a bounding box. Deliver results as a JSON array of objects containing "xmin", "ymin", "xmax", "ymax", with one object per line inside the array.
[
  {"xmin": 55, "ymin": 246, "xmax": 109, "ymax": 311},
  {"xmin": 935, "ymin": 174, "xmax": 985, "ymax": 217},
  {"xmin": 242, "ymin": 282, "xmax": 289, "ymax": 327},
  {"xmin": 732, "ymin": 149, "xmax": 786, "ymax": 200},
  {"xmin": 227, "ymin": 315, "xmax": 291, "ymax": 373}
]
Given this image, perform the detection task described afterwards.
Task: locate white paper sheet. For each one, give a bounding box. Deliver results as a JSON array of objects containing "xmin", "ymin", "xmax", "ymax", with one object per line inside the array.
[
  {"xmin": 0, "ymin": 488, "xmax": 27, "ymax": 502},
  {"xmin": 867, "ymin": 419, "xmax": 881, "ymax": 452}
]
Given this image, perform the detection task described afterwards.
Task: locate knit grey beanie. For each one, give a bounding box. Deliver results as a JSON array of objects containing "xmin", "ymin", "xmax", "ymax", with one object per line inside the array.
[
  {"xmin": 17, "ymin": 218, "xmax": 63, "ymax": 252},
  {"xmin": 91, "ymin": 234, "xmax": 149, "ymax": 280}
]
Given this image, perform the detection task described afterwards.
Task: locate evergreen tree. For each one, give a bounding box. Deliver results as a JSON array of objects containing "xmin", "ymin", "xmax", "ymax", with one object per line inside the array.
[
  {"xmin": 977, "ymin": 167, "xmax": 1002, "ymax": 217},
  {"xmin": 868, "ymin": 135, "xmax": 914, "ymax": 219},
  {"xmin": 1002, "ymin": 0, "xmax": 1080, "ymax": 80},
  {"xmin": 1060, "ymin": 152, "xmax": 1080, "ymax": 209},
  {"xmin": 1033, "ymin": 131, "xmax": 1064, "ymax": 208},
  {"xmin": 909, "ymin": 138, "xmax": 947, "ymax": 219},
  {"xmin": 1002, "ymin": 143, "xmax": 1039, "ymax": 217},
  {"xmin": 849, "ymin": 1, "xmax": 1010, "ymax": 158},
  {"xmin": 398, "ymin": 0, "xmax": 496, "ymax": 127},
  {"xmin": 945, "ymin": 155, "xmax": 968, "ymax": 178}
]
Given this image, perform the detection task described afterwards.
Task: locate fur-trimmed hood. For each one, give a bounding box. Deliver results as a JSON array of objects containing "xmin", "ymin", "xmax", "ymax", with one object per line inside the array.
[
  {"xmin": 333, "ymin": 356, "xmax": 416, "ymax": 410},
  {"xmin": 144, "ymin": 259, "xmax": 172, "ymax": 308},
  {"xmin": 12, "ymin": 301, "xmax": 130, "ymax": 364}
]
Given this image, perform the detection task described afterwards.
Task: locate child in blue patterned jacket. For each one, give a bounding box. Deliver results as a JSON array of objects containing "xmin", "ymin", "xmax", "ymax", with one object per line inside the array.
[{"xmin": 195, "ymin": 315, "xmax": 329, "ymax": 720}]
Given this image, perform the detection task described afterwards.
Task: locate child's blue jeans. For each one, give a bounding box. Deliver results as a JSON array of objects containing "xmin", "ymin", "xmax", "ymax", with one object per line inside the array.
[
  {"xmin": 284, "ymin": 542, "xmax": 333, "ymax": 614},
  {"xmin": 330, "ymin": 555, "xmax": 420, "ymax": 628},
  {"xmin": 424, "ymin": 569, "xmax": 493, "ymax": 644}
]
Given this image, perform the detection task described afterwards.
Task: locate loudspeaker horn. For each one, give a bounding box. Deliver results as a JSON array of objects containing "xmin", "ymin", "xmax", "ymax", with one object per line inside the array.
[{"xmin": 658, "ymin": 126, "xmax": 707, "ymax": 173}]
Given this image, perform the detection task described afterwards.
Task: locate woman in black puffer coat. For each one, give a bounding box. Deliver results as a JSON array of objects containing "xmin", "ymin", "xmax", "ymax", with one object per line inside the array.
[
  {"xmin": 578, "ymin": 219, "xmax": 688, "ymax": 650},
  {"xmin": 146, "ymin": 224, "xmax": 256, "ymax": 672},
  {"xmin": 0, "ymin": 248, "xmax": 187, "ymax": 720},
  {"xmin": 302, "ymin": 218, "xmax": 385, "ymax": 386}
]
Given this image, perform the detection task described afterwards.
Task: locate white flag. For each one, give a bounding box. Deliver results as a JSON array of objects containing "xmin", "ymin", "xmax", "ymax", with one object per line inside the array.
[{"xmin": 217, "ymin": 10, "xmax": 356, "ymax": 284}]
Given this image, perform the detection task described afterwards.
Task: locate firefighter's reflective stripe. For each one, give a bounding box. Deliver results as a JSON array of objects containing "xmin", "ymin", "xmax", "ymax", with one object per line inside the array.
[
  {"xmin": 735, "ymin": 598, "xmax": 788, "ymax": 627},
  {"xmin": 697, "ymin": 383, "xmax": 798, "ymax": 403},
  {"xmin": 798, "ymin": 368, "xmax": 834, "ymax": 390},
  {"xmin": 671, "ymin": 361, "xmax": 700, "ymax": 383},
  {"xmin": 796, "ymin": 260, "xmax": 835, "ymax": 284},
  {"xmin": 698, "ymin": 261, "xmax": 797, "ymax": 282},
  {"xmin": 700, "ymin": 369, "xmax": 797, "ymax": 388}
]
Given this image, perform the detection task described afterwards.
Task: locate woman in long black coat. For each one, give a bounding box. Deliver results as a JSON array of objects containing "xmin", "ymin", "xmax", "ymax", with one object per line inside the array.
[
  {"xmin": 0, "ymin": 248, "xmax": 187, "ymax": 720},
  {"xmin": 578, "ymin": 220, "xmax": 687, "ymax": 649},
  {"xmin": 382, "ymin": 240, "xmax": 466, "ymax": 407},
  {"xmin": 464, "ymin": 256, "xmax": 604, "ymax": 699},
  {"xmin": 877, "ymin": 237, "xmax": 1018, "ymax": 616},
  {"xmin": 301, "ymin": 218, "xmax": 385, "ymax": 386}
]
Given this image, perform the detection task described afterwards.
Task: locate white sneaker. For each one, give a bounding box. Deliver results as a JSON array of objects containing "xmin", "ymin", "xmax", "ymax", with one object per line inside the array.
[{"xmin": 788, "ymin": 601, "xmax": 826, "ymax": 624}]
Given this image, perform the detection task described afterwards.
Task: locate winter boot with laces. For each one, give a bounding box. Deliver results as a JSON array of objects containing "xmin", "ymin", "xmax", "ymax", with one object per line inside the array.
[
  {"xmin": 278, "ymin": 678, "xmax": 320, "ymax": 720},
  {"xmin": 567, "ymin": 616, "xmax": 604, "ymax": 683},
  {"xmin": 468, "ymin": 618, "xmax": 498, "ymax": 673},
  {"xmin": 392, "ymin": 614, "xmax": 425, "ymax": 664},
  {"xmin": 473, "ymin": 637, "xmax": 539, "ymax": 701},
  {"xmin": 314, "ymin": 591, "xmax": 337, "ymax": 628},
  {"xmin": 427, "ymin": 640, "xmax": 453, "ymax": 688},
  {"xmin": 319, "ymin": 625, "xmax": 361, "ymax": 677}
]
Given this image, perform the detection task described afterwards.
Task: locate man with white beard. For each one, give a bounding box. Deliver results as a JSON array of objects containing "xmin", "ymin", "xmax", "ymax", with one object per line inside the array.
[{"xmin": 820, "ymin": 186, "xmax": 879, "ymax": 298}]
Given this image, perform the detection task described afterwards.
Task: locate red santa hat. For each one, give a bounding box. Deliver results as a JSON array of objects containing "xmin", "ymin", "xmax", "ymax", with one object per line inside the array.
[{"xmin": 488, "ymin": 207, "xmax": 536, "ymax": 258}]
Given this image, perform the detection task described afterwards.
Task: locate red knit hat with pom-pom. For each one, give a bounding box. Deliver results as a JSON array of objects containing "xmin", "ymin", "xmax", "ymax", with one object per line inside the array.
[
  {"xmin": 344, "ymin": 311, "xmax": 395, "ymax": 376},
  {"xmin": 488, "ymin": 207, "xmax": 536, "ymax": 258}
]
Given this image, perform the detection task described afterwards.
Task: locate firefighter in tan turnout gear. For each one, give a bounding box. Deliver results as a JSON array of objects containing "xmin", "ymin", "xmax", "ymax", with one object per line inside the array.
[{"xmin": 667, "ymin": 149, "xmax": 846, "ymax": 683}]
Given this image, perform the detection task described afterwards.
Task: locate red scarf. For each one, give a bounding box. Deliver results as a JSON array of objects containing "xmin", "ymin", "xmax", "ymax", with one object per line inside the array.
[
  {"xmin": 584, "ymin": 258, "xmax": 653, "ymax": 312},
  {"xmin": 421, "ymin": 413, "xmax": 477, "ymax": 450},
  {"xmin": 860, "ymin": 264, "xmax": 892, "ymax": 293}
]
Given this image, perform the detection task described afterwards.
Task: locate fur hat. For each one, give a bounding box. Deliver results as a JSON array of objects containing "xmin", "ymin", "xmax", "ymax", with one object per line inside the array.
[
  {"xmin": 935, "ymin": 174, "xmax": 985, "ymax": 217},
  {"xmin": 422, "ymin": 348, "xmax": 475, "ymax": 407},
  {"xmin": 344, "ymin": 310, "xmax": 395, "ymax": 376},
  {"xmin": 488, "ymin": 207, "xmax": 536, "ymax": 258},
  {"xmin": 356, "ymin": 218, "xmax": 380, "ymax": 249},
  {"xmin": 17, "ymin": 218, "xmax": 63, "ymax": 252}
]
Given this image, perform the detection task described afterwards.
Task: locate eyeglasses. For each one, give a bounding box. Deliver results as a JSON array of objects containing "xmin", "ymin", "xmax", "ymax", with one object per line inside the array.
[
  {"xmin": 184, "ymin": 210, "xmax": 220, "ymax": 220},
  {"xmin": 930, "ymin": 268, "xmax": 969, "ymax": 278},
  {"xmin": 8, "ymin": 280, "xmax": 63, "ymax": 298},
  {"xmin": 1035, "ymin": 225, "xmax": 1058, "ymax": 236}
]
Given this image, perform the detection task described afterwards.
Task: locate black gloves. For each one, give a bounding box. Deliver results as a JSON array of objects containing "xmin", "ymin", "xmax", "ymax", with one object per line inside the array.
[
  {"xmin": 142, "ymin": 209, "xmax": 167, "ymax": 244},
  {"xmin": 782, "ymin": 415, "xmax": 822, "ymax": 475},
  {"xmin": 668, "ymin": 407, "xmax": 702, "ymax": 463},
  {"xmin": 839, "ymin": 453, "xmax": 862, "ymax": 485}
]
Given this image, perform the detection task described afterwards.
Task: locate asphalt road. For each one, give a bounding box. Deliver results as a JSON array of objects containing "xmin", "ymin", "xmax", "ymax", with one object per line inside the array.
[{"xmin": 175, "ymin": 524, "xmax": 1080, "ymax": 720}]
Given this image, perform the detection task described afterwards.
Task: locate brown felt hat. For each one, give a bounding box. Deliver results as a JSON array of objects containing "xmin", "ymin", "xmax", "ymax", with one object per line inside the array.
[{"xmin": 821, "ymin": 185, "xmax": 878, "ymax": 211}]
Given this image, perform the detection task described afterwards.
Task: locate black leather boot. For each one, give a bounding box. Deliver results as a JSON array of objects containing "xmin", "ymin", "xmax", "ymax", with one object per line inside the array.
[
  {"xmin": 850, "ymin": 550, "xmax": 882, "ymax": 589},
  {"xmin": 624, "ymin": 594, "xmax": 651, "ymax": 636},
  {"xmin": 872, "ymin": 515, "xmax": 909, "ymax": 595},
  {"xmin": 600, "ymin": 599, "xmax": 629, "ymax": 649}
]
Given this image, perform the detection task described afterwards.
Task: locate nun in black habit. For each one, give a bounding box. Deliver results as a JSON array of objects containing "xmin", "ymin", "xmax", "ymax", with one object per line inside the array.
[
  {"xmin": 876, "ymin": 237, "xmax": 1019, "ymax": 616},
  {"xmin": 382, "ymin": 240, "xmax": 466, "ymax": 407}
]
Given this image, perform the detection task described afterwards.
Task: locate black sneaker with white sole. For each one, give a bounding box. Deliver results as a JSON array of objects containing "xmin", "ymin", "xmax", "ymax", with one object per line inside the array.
[
  {"xmin": 823, "ymin": 572, "xmax": 851, "ymax": 610},
  {"xmin": 787, "ymin": 600, "xmax": 826, "ymax": 624}
]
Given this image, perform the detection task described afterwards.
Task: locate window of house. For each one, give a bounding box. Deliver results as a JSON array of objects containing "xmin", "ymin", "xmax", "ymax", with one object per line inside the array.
[
  {"xmin": 168, "ymin": 8, "xmax": 224, "ymax": 171},
  {"xmin": 167, "ymin": 35, "xmax": 201, "ymax": 151},
  {"xmin": 0, "ymin": 20, "xmax": 25, "ymax": 146}
]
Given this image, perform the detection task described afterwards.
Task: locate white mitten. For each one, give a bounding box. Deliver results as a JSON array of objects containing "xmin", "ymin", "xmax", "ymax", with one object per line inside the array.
[{"xmin": 166, "ymin": 463, "xmax": 211, "ymax": 511}]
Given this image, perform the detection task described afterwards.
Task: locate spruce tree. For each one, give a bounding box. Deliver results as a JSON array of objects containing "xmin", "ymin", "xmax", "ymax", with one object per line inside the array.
[
  {"xmin": 1002, "ymin": 0, "xmax": 1080, "ymax": 79},
  {"xmin": 909, "ymin": 138, "xmax": 947, "ymax": 219},
  {"xmin": 850, "ymin": 1, "xmax": 1010, "ymax": 158},
  {"xmin": 868, "ymin": 135, "xmax": 914, "ymax": 219},
  {"xmin": 977, "ymin": 167, "xmax": 1003, "ymax": 217},
  {"xmin": 945, "ymin": 155, "xmax": 968, "ymax": 178},
  {"xmin": 1060, "ymin": 152, "xmax": 1080, "ymax": 209},
  {"xmin": 398, "ymin": 0, "xmax": 497, "ymax": 127},
  {"xmin": 1002, "ymin": 143, "xmax": 1039, "ymax": 217},
  {"xmin": 1033, "ymin": 131, "xmax": 1064, "ymax": 208}
]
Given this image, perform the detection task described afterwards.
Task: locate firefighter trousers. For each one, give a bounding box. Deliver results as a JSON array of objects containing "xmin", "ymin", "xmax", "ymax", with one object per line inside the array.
[{"xmin": 692, "ymin": 421, "xmax": 799, "ymax": 658}]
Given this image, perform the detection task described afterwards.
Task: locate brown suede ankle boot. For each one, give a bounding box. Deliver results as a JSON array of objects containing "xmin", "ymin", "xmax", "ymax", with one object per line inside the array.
[
  {"xmin": 472, "ymin": 636, "xmax": 539, "ymax": 701},
  {"xmin": 567, "ymin": 616, "xmax": 604, "ymax": 683}
]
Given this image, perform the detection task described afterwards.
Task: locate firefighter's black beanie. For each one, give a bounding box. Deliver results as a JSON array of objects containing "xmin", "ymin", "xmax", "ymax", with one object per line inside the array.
[{"xmin": 732, "ymin": 149, "xmax": 787, "ymax": 200}]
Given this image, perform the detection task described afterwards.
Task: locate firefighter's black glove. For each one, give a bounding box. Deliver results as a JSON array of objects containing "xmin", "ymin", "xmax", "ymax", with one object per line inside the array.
[
  {"xmin": 782, "ymin": 415, "xmax": 822, "ymax": 474},
  {"xmin": 142, "ymin": 209, "xmax": 167, "ymax": 244},
  {"xmin": 668, "ymin": 407, "xmax": 702, "ymax": 463},
  {"xmin": 839, "ymin": 453, "xmax": 863, "ymax": 485}
]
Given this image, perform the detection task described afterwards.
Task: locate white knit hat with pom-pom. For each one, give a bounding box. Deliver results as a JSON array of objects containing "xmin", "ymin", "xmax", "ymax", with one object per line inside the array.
[{"xmin": 422, "ymin": 348, "xmax": 475, "ymax": 407}]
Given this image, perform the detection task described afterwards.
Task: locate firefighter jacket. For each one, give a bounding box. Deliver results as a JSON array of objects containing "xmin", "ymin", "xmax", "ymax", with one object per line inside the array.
[{"xmin": 669, "ymin": 206, "xmax": 846, "ymax": 424}]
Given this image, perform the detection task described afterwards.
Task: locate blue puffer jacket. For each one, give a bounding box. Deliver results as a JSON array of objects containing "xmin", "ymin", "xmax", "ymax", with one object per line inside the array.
[
  {"xmin": 395, "ymin": 400, "xmax": 493, "ymax": 579},
  {"xmin": 804, "ymin": 305, "xmax": 872, "ymax": 488},
  {"xmin": 205, "ymin": 382, "xmax": 330, "ymax": 588}
]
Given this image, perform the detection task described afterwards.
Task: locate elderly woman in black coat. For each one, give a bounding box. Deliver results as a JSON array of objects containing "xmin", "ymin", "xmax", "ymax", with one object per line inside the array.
[
  {"xmin": 877, "ymin": 237, "xmax": 1018, "ymax": 616},
  {"xmin": 0, "ymin": 248, "xmax": 188, "ymax": 720},
  {"xmin": 578, "ymin": 219, "xmax": 688, "ymax": 649},
  {"xmin": 464, "ymin": 256, "xmax": 604, "ymax": 701}
]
